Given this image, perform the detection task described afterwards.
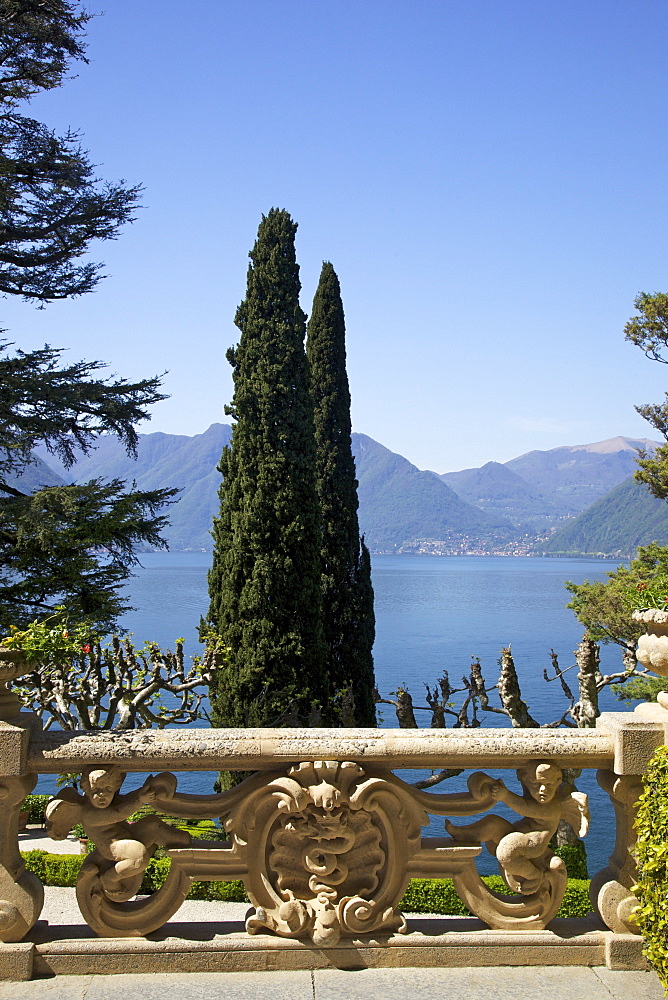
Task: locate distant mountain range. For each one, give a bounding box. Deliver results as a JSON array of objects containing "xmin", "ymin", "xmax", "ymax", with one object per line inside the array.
[
  {"xmin": 440, "ymin": 437, "xmax": 658, "ymax": 531},
  {"xmin": 538, "ymin": 477, "xmax": 668, "ymax": 557},
  {"xmin": 36, "ymin": 424, "xmax": 233, "ymax": 551},
  {"xmin": 352, "ymin": 434, "xmax": 514, "ymax": 551},
  {"xmin": 20, "ymin": 427, "xmax": 668, "ymax": 557}
]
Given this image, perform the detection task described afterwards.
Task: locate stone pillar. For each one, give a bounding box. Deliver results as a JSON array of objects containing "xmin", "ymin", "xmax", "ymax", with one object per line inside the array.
[
  {"xmin": 589, "ymin": 770, "xmax": 642, "ymax": 934},
  {"xmin": 0, "ymin": 721, "xmax": 43, "ymax": 941},
  {"xmin": 592, "ymin": 710, "xmax": 667, "ymax": 935}
]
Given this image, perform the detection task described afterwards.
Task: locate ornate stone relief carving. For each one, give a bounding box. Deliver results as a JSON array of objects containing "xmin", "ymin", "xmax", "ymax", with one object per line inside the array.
[
  {"xmin": 445, "ymin": 761, "xmax": 589, "ymax": 891},
  {"xmin": 227, "ymin": 760, "xmax": 425, "ymax": 945},
  {"xmin": 441, "ymin": 761, "xmax": 589, "ymax": 929},
  {"xmin": 44, "ymin": 758, "xmax": 590, "ymax": 940},
  {"xmin": 46, "ymin": 766, "xmax": 193, "ymax": 936}
]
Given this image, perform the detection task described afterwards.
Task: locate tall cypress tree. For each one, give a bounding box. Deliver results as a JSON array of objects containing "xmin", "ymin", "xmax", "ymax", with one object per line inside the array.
[
  {"xmin": 307, "ymin": 262, "xmax": 376, "ymax": 725},
  {"xmin": 207, "ymin": 210, "xmax": 327, "ymax": 734}
]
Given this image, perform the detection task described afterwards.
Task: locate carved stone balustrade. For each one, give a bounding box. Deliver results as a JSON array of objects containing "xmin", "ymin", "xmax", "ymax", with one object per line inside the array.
[{"xmin": 0, "ymin": 706, "xmax": 662, "ymax": 980}]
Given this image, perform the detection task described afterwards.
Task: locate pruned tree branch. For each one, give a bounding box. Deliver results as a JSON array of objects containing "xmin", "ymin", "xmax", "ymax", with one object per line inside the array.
[{"xmin": 15, "ymin": 638, "xmax": 227, "ymax": 731}]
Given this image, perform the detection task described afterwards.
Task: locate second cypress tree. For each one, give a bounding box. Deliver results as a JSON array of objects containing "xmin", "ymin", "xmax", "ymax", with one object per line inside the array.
[
  {"xmin": 207, "ymin": 210, "xmax": 328, "ymax": 735},
  {"xmin": 307, "ymin": 262, "xmax": 376, "ymax": 725}
]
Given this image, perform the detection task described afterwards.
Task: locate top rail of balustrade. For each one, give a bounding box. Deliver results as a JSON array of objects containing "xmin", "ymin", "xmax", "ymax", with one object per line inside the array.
[{"xmin": 25, "ymin": 726, "xmax": 615, "ymax": 773}]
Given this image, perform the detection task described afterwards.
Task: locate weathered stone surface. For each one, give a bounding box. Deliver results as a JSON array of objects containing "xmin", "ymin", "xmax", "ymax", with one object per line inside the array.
[
  {"xmin": 0, "ymin": 966, "xmax": 661, "ymax": 1000},
  {"xmin": 0, "ymin": 774, "xmax": 43, "ymax": 941},
  {"xmin": 597, "ymin": 713, "xmax": 665, "ymax": 774},
  {"xmin": 604, "ymin": 932, "xmax": 650, "ymax": 971},
  {"xmin": 314, "ymin": 966, "xmax": 661, "ymax": 1000},
  {"xmin": 590, "ymin": 772, "xmax": 642, "ymax": 935},
  {"xmin": 27, "ymin": 922, "xmax": 608, "ymax": 978},
  {"xmin": 0, "ymin": 943, "xmax": 33, "ymax": 981},
  {"xmin": 0, "ymin": 724, "xmax": 29, "ymax": 778},
  {"xmin": 445, "ymin": 762, "xmax": 587, "ymax": 903},
  {"xmin": 47, "ymin": 768, "xmax": 193, "ymax": 937},
  {"xmin": 11, "ymin": 719, "xmax": 661, "ymax": 978},
  {"xmin": 633, "ymin": 700, "xmax": 668, "ymax": 743},
  {"xmin": 27, "ymin": 727, "xmax": 614, "ymax": 773},
  {"xmin": 633, "ymin": 608, "xmax": 668, "ymax": 676},
  {"xmin": 45, "ymin": 761, "xmax": 592, "ymax": 940}
]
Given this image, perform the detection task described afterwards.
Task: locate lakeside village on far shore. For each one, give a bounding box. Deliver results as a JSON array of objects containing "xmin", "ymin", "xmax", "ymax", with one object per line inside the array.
[
  {"xmin": 383, "ymin": 537, "xmax": 626, "ymax": 558},
  {"xmin": 173, "ymin": 537, "xmax": 627, "ymax": 559}
]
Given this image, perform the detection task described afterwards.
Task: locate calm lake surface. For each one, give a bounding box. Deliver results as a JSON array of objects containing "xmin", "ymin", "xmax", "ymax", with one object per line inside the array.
[
  {"xmin": 76, "ymin": 552, "xmax": 624, "ymax": 876},
  {"xmin": 118, "ymin": 551, "xmax": 626, "ymax": 720}
]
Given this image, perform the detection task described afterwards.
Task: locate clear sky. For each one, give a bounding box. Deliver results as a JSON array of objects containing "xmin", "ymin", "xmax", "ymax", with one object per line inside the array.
[{"xmin": 4, "ymin": 0, "xmax": 668, "ymax": 473}]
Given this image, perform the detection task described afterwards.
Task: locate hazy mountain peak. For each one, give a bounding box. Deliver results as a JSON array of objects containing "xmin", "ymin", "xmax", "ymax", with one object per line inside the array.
[{"xmin": 561, "ymin": 436, "xmax": 658, "ymax": 455}]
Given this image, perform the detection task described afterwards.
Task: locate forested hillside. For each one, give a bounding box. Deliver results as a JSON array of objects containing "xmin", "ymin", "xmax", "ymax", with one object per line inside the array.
[
  {"xmin": 538, "ymin": 477, "xmax": 668, "ymax": 557},
  {"xmin": 30, "ymin": 428, "xmax": 665, "ymax": 555}
]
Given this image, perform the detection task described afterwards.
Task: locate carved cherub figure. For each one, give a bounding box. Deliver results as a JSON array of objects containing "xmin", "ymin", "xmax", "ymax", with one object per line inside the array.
[
  {"xmin": 46, "ymin": 766, "xmax": 191, "ymax": 901},
  {"xmin": 445, "ymin": 760, "xmax": 589, "ymax": 894}
]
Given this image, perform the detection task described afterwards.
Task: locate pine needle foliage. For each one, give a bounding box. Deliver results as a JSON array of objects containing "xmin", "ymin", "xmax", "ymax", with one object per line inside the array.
[
  {"xmin": 207, "ymin": 210, "xmax": 328, "ymax": 733},
  {"xmin": 306, "ymin": 262, "xmax": 376, "ymax": 724},
  {"xmin": 0, "ymin": 5, "xmax": 174, "ymax": 629},
  {"xmin": 0, "ymin": 1, "xmax": 141, "ymax": 302}
]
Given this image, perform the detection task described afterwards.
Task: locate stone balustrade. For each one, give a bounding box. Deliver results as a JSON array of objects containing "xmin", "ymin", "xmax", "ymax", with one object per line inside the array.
[{"xmin": 0, "ymin": 701, "xmax": 665, "ymax": 980}]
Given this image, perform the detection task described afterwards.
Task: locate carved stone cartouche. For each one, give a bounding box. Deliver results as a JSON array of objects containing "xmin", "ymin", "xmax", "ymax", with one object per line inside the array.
[{"xmin": 227, "ymin": 760, "xmax": 426, "ymax": 946}]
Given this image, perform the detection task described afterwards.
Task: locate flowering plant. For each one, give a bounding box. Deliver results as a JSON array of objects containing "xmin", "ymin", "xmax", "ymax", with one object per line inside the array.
[
  {"xmin": 0, "ymin": 610, "xmax": 97, "ymax": 666},
  {"xmin": 622, "ymin": 575, "xmax": 668, "ymax": 613}
]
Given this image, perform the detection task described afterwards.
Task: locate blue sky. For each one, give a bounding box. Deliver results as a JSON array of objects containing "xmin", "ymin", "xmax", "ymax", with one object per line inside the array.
[{"xmin": 4, "ymin": 0, "xmax": 668, "ymax": 472}]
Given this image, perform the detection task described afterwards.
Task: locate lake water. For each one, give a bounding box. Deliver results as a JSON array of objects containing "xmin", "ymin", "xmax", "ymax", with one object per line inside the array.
[
  {"xmin": 118, "ymin": 551, "xmax": 627, "ymax": 721},
  {"xmin": 39, "ymin": 553, "xmax": 633, "ymax": 875}
]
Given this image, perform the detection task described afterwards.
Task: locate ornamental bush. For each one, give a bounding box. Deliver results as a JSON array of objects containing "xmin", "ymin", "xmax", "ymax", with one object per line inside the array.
[
  {"xmin": 633, "ymin": 744, "xmax": 668, "ymax": 989},
  {"xmin": 22, "ymin": 794, "xmax": 50, "ymax": 824},
  {"xmin": 552, "ymin": 842, "xmax": 588, "ymax": 880},
  {"xmin": 20, "ymin": 851, "xmax": 592, "ymax": 916},
  {"xmin": 400, "ymin": 877, "xmax": 592, "ymax": 918}
]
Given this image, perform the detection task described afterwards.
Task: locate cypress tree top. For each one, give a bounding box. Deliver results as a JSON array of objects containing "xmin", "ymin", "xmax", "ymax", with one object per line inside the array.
[
  {"xmin": 207, "ymin": 210, "xmax": 327, "ymax": 731},
  {"xmin": 307, "ymin": 261, "xmax": 376, "ymax": 725}
]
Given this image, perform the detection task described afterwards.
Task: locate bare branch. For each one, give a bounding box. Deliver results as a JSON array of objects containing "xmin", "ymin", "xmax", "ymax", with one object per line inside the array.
[{"xmin": 14, "ymin": 637, "xmax": 224, "ymax": 731}]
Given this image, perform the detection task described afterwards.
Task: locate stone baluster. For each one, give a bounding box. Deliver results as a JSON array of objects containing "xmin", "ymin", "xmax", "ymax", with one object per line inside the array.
[
  {"xmin": 0, "ymin": 721, "xmax": 44, "ymax": 941},
  {"xmin": 592, "ymin": 708, "xmax": 668, "ymax": 934},
  {"xmin": 589, "ymin": 770, "xmax": 643, "ymax": 934}
]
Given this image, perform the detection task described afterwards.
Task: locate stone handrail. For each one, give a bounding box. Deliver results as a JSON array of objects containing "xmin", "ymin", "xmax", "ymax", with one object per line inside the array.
[
  {"xmin": 26, "ymin": 725, "xmax": 615, "ymax": 771},
  {"xmin": 0, "ymin": 703, "xmax": 664, "ymax": 979}
]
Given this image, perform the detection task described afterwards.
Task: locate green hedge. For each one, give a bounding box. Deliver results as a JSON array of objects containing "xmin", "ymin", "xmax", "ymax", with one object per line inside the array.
[
  {"xmin": 22, "ymin": 850, "xmax": 83, "ymax": 888},
  {"xmin": 400, "ymin": 876, "xmax": 591, "ymax": 918},
  {"xmin": 552, "ymin": 842, "xmax": 588, "ymax": 880},
  {"xmin": 20, "ymin": 851, "xmax": 592, "ymax": 916},
  {"xmin": 22, "ymin": 794, "xmax": 51, "ymax": 824},
  {"xmin": 634, "ymin": 744, "xmax": 668, "ymax": 991}
]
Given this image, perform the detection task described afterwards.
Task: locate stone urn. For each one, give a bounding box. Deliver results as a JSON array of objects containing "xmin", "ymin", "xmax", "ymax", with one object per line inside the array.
[
  {"xmin": 0, "ymin": 647, "xmax": 31, "ymax": 722},
  {"xmin": 632, "ymin": 609, "xmax": 668, "ymax": 710}
]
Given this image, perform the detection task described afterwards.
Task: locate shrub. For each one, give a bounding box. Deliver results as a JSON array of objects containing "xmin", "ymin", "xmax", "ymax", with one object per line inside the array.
[
  {"xmin": 21, "ymin": 851, "xmax": 248, "ymax": 902},
  {"xmin": 400, "ymin": 877, "xmax": 592, "ymax": 918},
  {"xmin": 22, "ymin": 850, "xmax": 82, "ymax": 887},
  {"xmin": 633, "ymin": 744, "xmax": 668, "ymax": 990},
  {"xmin": 558, "ymin": 879, "xmax": 593, "ymax": 918},
  {"xmin": 552, "ymin": 842, "xmax": 588, "ymax": 880},
  {"xmin": 22, "ymin": 794, "xmax": 51, "ymax": 825},
  {"xmin": 20, "ymin": 853, "xmax": 592, "ymax": 918}
]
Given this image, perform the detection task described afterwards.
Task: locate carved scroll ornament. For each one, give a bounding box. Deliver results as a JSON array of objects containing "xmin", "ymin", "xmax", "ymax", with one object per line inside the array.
[
  {"xmin": 46, "ymin": 766, "xmax": 193, "ymax": 936},
  {"xmin": 229, "ymin": 760, "xmax": 426, "ymax": 945},
  {"xmin": 44, "ymin": 758, "xmax": 589, "ymax": 940}
]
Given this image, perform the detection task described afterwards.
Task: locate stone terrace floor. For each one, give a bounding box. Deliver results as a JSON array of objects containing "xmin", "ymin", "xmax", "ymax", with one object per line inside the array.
[{"xmin": 0, "ymin": 967, "xmax": 662, "ymax": 999}]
